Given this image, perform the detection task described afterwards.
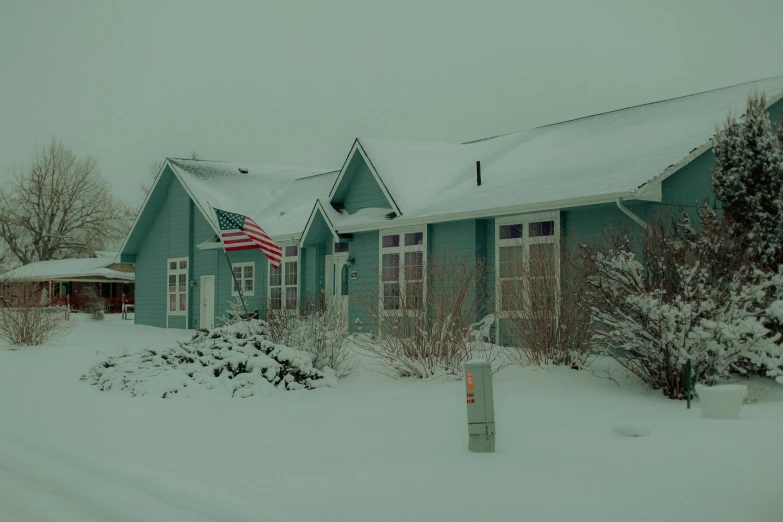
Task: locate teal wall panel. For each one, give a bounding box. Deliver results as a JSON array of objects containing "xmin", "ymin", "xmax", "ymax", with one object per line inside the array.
[
  {"xmin": 332, "ymin": 152, "xmax": 391, "ymax": 213},
  {"xmin": 134, "ymin": 176, "xmax": 191, "ymax": 328},
  {"xmin": 133, "ymin": 180, "xmax": 170, "ymax": 327},
  {"xmin": 348, "ymin": 230, "xmax": 379, "ymax": 334}
]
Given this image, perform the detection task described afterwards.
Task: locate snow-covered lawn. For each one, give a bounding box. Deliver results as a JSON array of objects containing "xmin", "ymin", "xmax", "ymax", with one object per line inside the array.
[{"xmin": 1, "ymin": 316, "xmax": 782, "ymax": 522}]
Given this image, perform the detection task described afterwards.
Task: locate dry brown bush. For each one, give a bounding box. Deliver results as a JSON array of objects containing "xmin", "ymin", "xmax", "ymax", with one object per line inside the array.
[
  {"xmin": 352, "ymin": 249, "xmax": 508, "ymax": 379},
  {"xmin": 499, "ymin": 237, "xmax": 595, "ymax": 367},
  {"xmin": 0, "ymin": 282, "xmax": 69, "ymax": 346}
]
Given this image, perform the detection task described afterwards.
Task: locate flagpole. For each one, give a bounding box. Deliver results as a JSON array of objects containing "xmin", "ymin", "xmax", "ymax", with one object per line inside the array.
[{"xmin": 207, "ymin": 201, "xmax": 249, "ymax": 317}]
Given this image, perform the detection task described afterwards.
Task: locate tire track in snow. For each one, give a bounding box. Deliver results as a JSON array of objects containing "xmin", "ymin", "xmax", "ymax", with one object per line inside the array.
[{"xmin": 0, "ymin": 430, "xmax": 270, "ymax": 522}]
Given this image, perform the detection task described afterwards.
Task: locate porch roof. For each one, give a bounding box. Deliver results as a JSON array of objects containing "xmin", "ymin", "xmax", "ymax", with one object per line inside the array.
[{"xmin": 0, "ymin": 257, "xmax": 134, "ymax": 283}]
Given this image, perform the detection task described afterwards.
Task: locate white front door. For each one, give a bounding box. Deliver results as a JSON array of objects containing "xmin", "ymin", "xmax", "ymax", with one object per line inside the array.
[
  {"xmin": 324, "ymin": 254, "xmax": 349, "ymax": 319},
  {"xmin": 200, "ymin": 275, "xmax": 215, "ymax": 329}
]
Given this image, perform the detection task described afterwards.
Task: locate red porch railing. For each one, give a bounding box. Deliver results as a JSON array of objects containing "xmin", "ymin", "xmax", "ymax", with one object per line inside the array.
[{"xmin": 52, "ymin": 296, "xmax": 134, "ymax": 314}]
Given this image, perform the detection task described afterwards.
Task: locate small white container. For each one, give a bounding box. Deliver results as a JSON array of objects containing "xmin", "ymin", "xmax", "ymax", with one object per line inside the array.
[{"xmin": 694, "ymin": 384, "xmax": 747, "ymax": 419}]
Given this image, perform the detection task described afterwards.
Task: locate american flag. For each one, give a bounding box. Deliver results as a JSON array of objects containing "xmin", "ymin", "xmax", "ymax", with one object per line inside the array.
[{"xmin": 213, "ymin": 207, "xmax": 283, "ymax": 268}]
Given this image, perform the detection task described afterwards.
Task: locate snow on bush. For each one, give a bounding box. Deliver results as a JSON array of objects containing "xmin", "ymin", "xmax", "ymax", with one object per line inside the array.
[
  {"xmin": 585, "ymin": 209, "xmax": 783, "ymax": 399},
  {"xmin": 711, "ymin": 93, "xmax": 783, "ymax": 269},
  {"xmin": 265, "ymin": 296, "xmax": 356, "ymax": 378},
  {"xmin": 81, "ymin": 319, "xmax": 336, "ymax": 398}
]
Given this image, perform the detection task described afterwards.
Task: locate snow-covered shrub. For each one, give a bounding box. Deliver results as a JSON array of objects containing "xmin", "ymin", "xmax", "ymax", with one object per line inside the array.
[
  {"xmin": 585, "ymin": 211, "xmax": 783, "ymax": 399},
  {"xmin": 81, "ymin": 319, "xmax": 336, "ymax": 397},
  {"xmin": 501, "ymin": 238, "xmax": 595, "ymax": 368},
  {"xmin": 265, "ymin": 296, "xmax": 356, "ymax": 378},
  {"xmin": 711, "ymin": 93, "xmax": 783, "ymax": 269},
  {"xmin": 352, "ymin": 250, "xmax": 507, "ymax": 378},
  {"xmin": 218, "ymin": 296, "xmax": 258, "ymax": 325},
  {"xmin": 0, "ymin": 282, "xmax": 69, "ymax": 346}
]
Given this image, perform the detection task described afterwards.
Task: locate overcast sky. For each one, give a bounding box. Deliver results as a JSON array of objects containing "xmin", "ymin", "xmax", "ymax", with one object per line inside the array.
[{"xmin": 2, "ymin": 0, "xmax": 782, "ymax": 205}]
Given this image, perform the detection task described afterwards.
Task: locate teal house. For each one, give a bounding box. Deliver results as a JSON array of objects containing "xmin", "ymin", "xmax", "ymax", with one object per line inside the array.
[{"xmin": 120, "ymin": 76, "xmax": 783, "ymax": 336}]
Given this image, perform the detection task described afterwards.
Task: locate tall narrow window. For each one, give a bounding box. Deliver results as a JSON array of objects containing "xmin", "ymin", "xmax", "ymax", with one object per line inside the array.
[
  {"xmin": 167, "ymin": 258, "xmax": 188, "ymax": 316},
  {"xmin": 269, "ymin": 245, "xmax": 298, "ymax": 311},
  {"xmin": 231, "ymin": 262, "xmax": 255, "ymax": 297},
  {"xmin": 496, "ymin": 214, "xmax": 558, "ymax": 315},
  {"xmin": 380, "ymin": 229, "xmax": 425, "ymax": 312}
]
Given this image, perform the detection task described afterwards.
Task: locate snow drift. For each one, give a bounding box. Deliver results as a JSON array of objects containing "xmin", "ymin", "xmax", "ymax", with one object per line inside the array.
[{"xmin": 81, "ymin": 320, "xmax": 336, "ymax": 397}]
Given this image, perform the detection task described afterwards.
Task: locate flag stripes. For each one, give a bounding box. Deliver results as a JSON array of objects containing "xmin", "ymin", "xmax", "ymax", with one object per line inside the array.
[{"xmin": 213, "ymin": 207, "xmax": 283, "ymax": 268}]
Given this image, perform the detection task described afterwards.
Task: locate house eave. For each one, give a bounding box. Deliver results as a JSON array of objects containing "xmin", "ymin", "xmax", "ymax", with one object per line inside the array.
[
  {"xmin": 637, "ymin": 88, "xmax": 783, "ymax": 193},
  {"xmin": 332, "ymin": 191, "xmax": 644, "ymax": 233},
  {"xmin": 327, "ymin": 140, "xmax": 402, "ymax": 217}
]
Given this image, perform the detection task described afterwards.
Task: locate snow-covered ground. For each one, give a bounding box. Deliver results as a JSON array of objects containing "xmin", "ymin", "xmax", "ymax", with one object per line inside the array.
[{"xmin": 1, "ymin": 316, "xmax": 782, "ymax": 522}]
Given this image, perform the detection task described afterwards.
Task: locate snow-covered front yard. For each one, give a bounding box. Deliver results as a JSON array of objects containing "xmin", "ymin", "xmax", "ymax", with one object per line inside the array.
[{"xmin": 1, "ymin": 316, "xmax": 781, "ymax": 522}]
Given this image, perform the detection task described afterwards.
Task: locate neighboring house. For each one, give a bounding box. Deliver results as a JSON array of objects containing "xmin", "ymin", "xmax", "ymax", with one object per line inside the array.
[
  {"xmin": 0, "ymin": 254, "xmax": 135, "ymax": 312},
  {"xmin": 121, "ymin": 76, "xmax": 783, "ymax": 340}
]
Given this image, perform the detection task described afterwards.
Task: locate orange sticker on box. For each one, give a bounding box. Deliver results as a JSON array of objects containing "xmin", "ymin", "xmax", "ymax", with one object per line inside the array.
[{"xmin": 467, "ymin": 372, "xmax": 474, "ymax": 391}]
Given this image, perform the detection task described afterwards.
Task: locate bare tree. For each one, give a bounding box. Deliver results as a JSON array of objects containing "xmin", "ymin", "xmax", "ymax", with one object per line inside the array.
[
  {"xmin": 141, "ymin": 160, "xmax": 165, "ymax": 198},
  {"xmin": 0, "ymin": 247, "xmax": 10, "ymax": 273},
  {"xmin": 0, "ymin": 140, "xmax": 127, "ymax": 265}
]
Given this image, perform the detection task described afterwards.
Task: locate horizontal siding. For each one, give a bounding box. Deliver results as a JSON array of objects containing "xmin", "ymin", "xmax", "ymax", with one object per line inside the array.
[
  {"xmin": 428, "ymin": 219, "xmax": 482, "ymax": 321},
  {"xmin": 348, "ymin": 231, "xmax": 379, "ymax": 334},
  {"xmin": 134, "ymin": 178, "xmax": 192, "ymax": 329},
  {"xmin": 215, "ymin": 248, "xmax": 269, "ymax": 322},
  {"xmin": 335, "ymin": 153, "xmax": 391, "ymax": 214},
  {"xmin": 134, "ymin": 182, "xmax": 170, "ymax": 328},
  {"xmin": 190, "ymin": 208, "xmax": 220, "ymax": 329}
]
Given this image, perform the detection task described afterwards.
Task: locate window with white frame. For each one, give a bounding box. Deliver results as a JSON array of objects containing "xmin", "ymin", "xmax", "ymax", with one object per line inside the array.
[
  {"xmin": 380, "ymin": 229, "xmax": 425, "ymax": 311},
  {"xmin": 231, "ymin": 262, "xmax": 255, "ymax": 297},
  {"xmin": 496, "ymin": 214, "xmax": 559, "ymax": 314},
  {"xmin": 167, "ymin": 258, "xmax": 188, "ymax": 315},
  {"xmin": 269, "ymin": 245, "xmax": 298, "ymax": 310}
]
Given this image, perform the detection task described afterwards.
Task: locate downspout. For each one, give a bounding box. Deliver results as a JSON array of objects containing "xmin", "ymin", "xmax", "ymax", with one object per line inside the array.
[{"xmin": 616, "ymin": 198, "xmax": 647, "ymax": 230}]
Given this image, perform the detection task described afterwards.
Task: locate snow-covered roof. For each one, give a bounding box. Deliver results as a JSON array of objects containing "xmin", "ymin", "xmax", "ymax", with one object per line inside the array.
[
  {"xmin": 0, "ymin": 257, "xmax": 134, "ymax": 282},
  {"xmin": 349, "ymin": 76, "xmax": 783, "ymax": 223},
  {"xmin": 254, "ymin": 171, "xmax": 340, "ymax": 239},
  {"xmin": 167, "ymin": 159, "xmax": 337, "ymax": 238}
]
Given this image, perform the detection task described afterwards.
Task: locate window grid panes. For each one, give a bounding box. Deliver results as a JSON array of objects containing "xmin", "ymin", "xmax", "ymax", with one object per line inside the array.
[
  {"xmin": 380, "ymin": 229, "xmax": 425, "ymax": 312},
  {"xmin": 497, "ymin": 217, "xmax": 558, "ymax": 313},
  {"xmin": 269, "ymin": 246, "xmax": 298, "ymax": 311},
  {"xmin": 232, "ymin": 263, "xmax": 255, "ymax": 296},
  {"xmin": 167, "ymin": 258, "xmax": 188, "ymax": 316}
]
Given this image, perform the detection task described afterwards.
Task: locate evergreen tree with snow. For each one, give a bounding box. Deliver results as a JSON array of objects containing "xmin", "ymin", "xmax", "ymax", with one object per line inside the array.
[{"xmin": 711, "ymin": 94, "xmax": 783, "ymax": 269}]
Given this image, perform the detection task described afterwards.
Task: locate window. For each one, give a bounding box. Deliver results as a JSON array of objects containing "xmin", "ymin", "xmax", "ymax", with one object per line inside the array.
[
  {"xmin": 380, "ymin": 228, "xmax": 425, "ymax": 311},
  {"xmin": 269, "ymin": 245, "xmax": 298, "ymax": 311},
  {"xmin": 496, "ymin": 214, "xmax": 559, "ymax": 314},
  {"xmin": 231, "ymin": 262, "xmax": 255, "ymax": 296},
  {"xmin": 167, "ymin": 257, "xmax": 188, "ymax": 316},
  {"xmin": 334, "ymin": 242, "xmax": 349, "ymax": 253}
]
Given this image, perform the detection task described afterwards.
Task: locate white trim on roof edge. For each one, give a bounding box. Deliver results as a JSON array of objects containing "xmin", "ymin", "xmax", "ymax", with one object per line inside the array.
[
  {"xmin": 117, "ymin": 160, "xmax": 170, "ymax": 256},
  {"xmin": 300, "ymin": 200, "xmax": 340, "ymax": 246},
  {"xmin": 327, "ymin": 140, "xmax": 402, "ymax": 216},
  {"xmin": 166, "ymin": 160, "xmax": 222, "ymax": 237},
  {"xmin": 636, "ymin": 89, "xmax": 783, "ymax": 194},
  {"xmin": 118, "ymin": 158, "xmax": 223, "ymax": 257},
  {"xmin": 332, "ymin": 191, "xmax": 643, "ymax": 234}
]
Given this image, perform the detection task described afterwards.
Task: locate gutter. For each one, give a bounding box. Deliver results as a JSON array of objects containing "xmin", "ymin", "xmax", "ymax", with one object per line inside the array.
[
  {"xmin": 331, "ymin": 191, "xmax": 639, "ymax": 234},
  {"xmin": 616, "ymin": 198, "xmax": 647, "ymax": 229}
]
